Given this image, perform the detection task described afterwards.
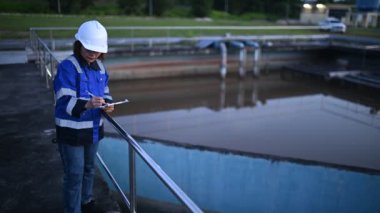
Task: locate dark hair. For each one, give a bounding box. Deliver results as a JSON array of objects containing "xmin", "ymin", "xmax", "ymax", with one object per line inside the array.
[{"xmin": 73, "ymin": 40, "xmax": 104, "ymax": 60}]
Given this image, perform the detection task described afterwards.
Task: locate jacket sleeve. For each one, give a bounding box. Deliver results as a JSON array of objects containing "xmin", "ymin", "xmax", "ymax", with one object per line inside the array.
[{"xmin": 54, "ymin": 61, "xmax": 87, "ymax": 118}]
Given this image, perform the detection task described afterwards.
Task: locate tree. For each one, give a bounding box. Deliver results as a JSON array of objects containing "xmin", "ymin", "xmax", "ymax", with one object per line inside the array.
[
  {"xmin": 191, "ymin": 0, "xmax": 213, "ymax": 17},
  {"xmin": 151, "ymin": 0, "xmax": 175, "ymax": 16},
  {"xmin": 0, "ymin": 0, "xmax": 50, "ymax": 13},
  {"xmin": 48, "ymin": 0, "xmax": 94, "ymax": 14},
  {"xmin": 213, "ymin": 0, "xmax": 226, "ymax": 12},
  {"xmin": 223, "ymin": 0, "xmax": 263, "ymax": 15},
  {"xmin": 118, "ymin": 0, "xmax": 146, "ymax": 15}
]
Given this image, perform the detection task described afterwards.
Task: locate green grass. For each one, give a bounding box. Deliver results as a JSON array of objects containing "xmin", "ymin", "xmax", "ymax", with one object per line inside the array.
[
  {"xmin": 1, "ymin": 13, "xmax": 379, "ymax": 40},
  {"xmin": 346, "ymin": 28, "xmax": 380, "ymax": 39}
]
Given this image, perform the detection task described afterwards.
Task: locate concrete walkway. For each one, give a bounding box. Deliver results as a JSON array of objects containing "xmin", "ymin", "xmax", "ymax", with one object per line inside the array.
[
  {"xmin": 0, "ymin": 63, "xmax": 120, "ymax": 212},
  {"xmin": 0, "ymin": 51, "xmax": 28, "ymax": 65}
]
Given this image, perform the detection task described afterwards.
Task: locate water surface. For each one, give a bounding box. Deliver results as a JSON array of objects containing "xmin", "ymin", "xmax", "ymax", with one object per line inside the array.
[
  {"xmin": 107, "ymin": 73, "xmax": 380, "ymax": 171},
  {"xmin": 98, "ymin": 72, "xmax": 380, "ymax": 212}
]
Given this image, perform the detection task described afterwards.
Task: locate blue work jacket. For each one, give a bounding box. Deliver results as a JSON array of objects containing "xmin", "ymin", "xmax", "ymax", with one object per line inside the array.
[{"xmin": 54, "ymin": 55, "xmax": 112, "ymax": 145}]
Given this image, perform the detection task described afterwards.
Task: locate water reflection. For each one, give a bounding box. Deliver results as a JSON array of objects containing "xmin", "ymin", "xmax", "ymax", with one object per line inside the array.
[
  {"xmin": 107, "ymin": 73, "xmax": 380, "ymax": 171},
  {"xmin": 110, "ymin": 73, "xmax": 380, "ymax": 115},
  {"xmin": 98, "ymin": 138, "xmax": 380, "ymax": 213}
]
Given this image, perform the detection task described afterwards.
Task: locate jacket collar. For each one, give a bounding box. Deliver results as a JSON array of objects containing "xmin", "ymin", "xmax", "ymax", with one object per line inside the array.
[{"xmin": 74, "ymin": 54, "xmax": 101, "ymax": 71}]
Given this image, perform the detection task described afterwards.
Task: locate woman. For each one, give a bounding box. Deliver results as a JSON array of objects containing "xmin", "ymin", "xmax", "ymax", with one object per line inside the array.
[{"xmin": 53, "ymin": 20, "xmax": 114, "ymax": 213}]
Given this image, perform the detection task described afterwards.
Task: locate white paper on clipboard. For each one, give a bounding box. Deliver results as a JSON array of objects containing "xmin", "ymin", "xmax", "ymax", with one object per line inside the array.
[{"xmin": 100, "ymin": 99, "xmax": 129, "ymax": 108}]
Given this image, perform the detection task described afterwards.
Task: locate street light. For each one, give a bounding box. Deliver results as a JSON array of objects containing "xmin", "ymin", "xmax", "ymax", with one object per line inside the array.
[
  {"xmin": 303, "ymin": 3, "xmax": 312, "ymax": 10},
  {"xmin": 316, "ymin": 4, "xmax": 326, "ymax": 10}
]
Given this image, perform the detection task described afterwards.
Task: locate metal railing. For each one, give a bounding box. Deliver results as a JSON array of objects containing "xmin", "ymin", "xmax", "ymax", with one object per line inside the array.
[
  {"xmin": 30, "ymin": 30, "xmax": 203, "ymax": 213},
  {"xmin": 30, "ymin": 30, "xmax": 59, "ymax": 89},
  {"xmin": 30, "ymin": 25, "xmax": 321, "ymax": 37},
  {"xmin": 101, "ymin": 112, "xmax": 203, "ymax": 212},
  {"xmin": 30, "ymin": 26, "xmax": 380, "ymax": 53},
  {"xmin": 30, "ymin": 25, "xmax": 323, "ymax": 51}
]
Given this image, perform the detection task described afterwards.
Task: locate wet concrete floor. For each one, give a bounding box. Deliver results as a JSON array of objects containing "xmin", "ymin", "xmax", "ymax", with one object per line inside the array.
[{"xmin": 0, "ymin": 63, "xmax": 119, "ymax": 212}]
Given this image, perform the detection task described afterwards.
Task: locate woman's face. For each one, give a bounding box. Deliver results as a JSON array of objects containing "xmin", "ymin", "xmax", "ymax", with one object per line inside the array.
[{"xmin": 80, "ymin": 46, "xmax": 101, "ymax": 64}]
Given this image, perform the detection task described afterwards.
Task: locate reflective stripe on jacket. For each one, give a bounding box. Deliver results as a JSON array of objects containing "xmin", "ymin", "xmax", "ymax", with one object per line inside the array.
[{"xmin": 54, "ymin": 55, "xmax": 112, "ymax": 145}]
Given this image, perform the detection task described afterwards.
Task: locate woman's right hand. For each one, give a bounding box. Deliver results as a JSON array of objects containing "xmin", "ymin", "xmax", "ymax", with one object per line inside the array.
[{"xmin": 85, "ymin": 97, "xmax": 106, "ymax": 109}]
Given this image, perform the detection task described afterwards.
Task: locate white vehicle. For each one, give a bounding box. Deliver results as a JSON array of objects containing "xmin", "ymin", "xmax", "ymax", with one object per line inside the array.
[{"xmin": 319, "ymin": 18, "xmax": 347, "ymax": 33}]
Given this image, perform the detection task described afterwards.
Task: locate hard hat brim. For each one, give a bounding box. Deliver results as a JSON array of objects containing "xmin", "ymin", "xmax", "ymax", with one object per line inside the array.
[{"xmin": 75, "ymin": 34, "xmax": 108, "ymax": 53}]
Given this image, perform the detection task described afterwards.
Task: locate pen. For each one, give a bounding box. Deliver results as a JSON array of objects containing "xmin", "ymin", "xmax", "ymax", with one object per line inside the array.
[
  {"xmin": 87, "ymin": 91, "xmax": 129, "ymax": 108},
  {"xmin": 87, "ymin": 91, "xmax": 106, "ymax": 108}
]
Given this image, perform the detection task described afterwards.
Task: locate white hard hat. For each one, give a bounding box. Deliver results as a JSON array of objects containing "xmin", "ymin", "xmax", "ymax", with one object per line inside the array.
[{"xmin": 75, "ymin": 20, "xmax": 108, "ymax": 53}]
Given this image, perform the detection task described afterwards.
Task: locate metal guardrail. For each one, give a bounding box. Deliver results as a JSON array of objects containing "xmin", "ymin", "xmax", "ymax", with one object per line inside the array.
[
  {"xmin": 101, "ymin": 112, "xmax": 203, "ymax": 212},
  {"xmin": 30, "ymin": 30, "xmax": 59, "ymax": 89},
  {"xmin": 30, "ymin": 25, "xmax": 322, "ymax": 51},
  {"xmin": 30, "ymin": 26, "xmax": 380, "ymax": 50},
  {"xmin": 30, "ymin": 29, "xmax": 203, "ymax": 213},
  {"xmin": 30, "ymin": 25, "xmax": 321, "ymax": 32}
]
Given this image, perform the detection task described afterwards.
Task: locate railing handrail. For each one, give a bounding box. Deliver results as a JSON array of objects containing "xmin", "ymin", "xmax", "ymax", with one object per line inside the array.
[
  {"xmin": 102, "ymin": 111, "xmax": 203, "ymax": 213},
  {"xmin": 30, "ymin": 25, "xmax": 320, "ymax": 31}
]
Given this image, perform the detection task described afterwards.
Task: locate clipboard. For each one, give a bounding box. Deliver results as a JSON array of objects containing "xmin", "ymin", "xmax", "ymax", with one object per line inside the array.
[
  {"xmin": 87, "ymin": 91, "xmax": 129, "ymax": 108},
  {"xmin": 100, "ymin": 99, "xmax": 129, "ymax": 108}
]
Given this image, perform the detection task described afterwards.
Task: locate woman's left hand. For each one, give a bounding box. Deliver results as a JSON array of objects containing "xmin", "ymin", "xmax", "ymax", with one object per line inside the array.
[{"xmin": 103, "ymin": 105, "xmax": 114, "ymax": 113}]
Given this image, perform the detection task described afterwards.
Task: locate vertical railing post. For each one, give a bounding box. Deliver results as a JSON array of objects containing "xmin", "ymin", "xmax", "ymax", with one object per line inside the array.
[
  {"xmin": 36, "ymin": 40, "xmax": 40, "ymax": 69},
  {"xmin": 166, "ymin": 28, "xmax": 170, "ymax": 49},
  {"xmin": 43, "ymin": 48, "xmax": 47, "ymax": 78},
  {"xmin": 45, "ymin": 65, "xmax": 49, "ymax": 89},
  {"xmin": 30, "ymin": 30, "xmax": 34, "ymax": 51},
  {"xmin": 130, "ymin": 29, "xmax": 134, "ymax": 52},
  {"xmin": 129, "ymin": 145, "xmax": 136, "ymax": 213},
  {"xmin": 39, "ymin": 43, "xmax": 44, "ymax": 76},
  {"xmin": 46, "ymin": 54, "xmax": 52, "ymax": 89},
  {"xmin": 49, "ymin": 30, "xmax": 55, "ymax": 50},
  {"xmin": 50, "ymin": 54, "xmax": 54, "ymax": 77}
]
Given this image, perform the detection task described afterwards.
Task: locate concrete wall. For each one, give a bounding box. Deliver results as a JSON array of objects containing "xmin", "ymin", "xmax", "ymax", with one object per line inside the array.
[{"xmin": 106, "ymin": 51, "xmax": 317, "ymax": 80}]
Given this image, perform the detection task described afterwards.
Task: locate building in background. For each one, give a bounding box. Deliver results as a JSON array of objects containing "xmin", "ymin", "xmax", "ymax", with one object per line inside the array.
[
  {"xmin": 351, "ymin": 0, "xmax": 380, "ymax": 27},
  {"xmin": 300, "ymin": 1, "xmax": 328, "ymax": 24},
  {"xmin": 300, "ymin": 1, "xmax": 353, "ymax": 24},
  {"xmin": 300, "ymin": 0, "xmax": 380, "ymax": 28}
]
